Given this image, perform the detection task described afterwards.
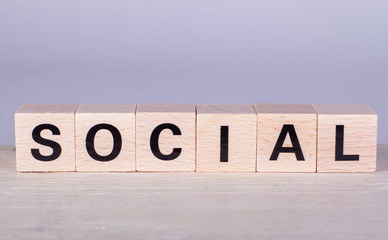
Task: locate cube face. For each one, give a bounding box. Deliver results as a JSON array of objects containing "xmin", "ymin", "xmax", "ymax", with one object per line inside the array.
[
  {"xmin": 15, "ymin": 104, "xmax": 78, "ymax": 172},
  {"xmin": 196, "ymin": 105, "xmax": 257, "ymax": 172},
  {"xmin": 315, "ymin": 104, "xmax": 377, "ymax": 173},
  {"xmin": 136, "ymin": 104, "xmax": 196, "ymax": 172},
  {"xmin": 75, "ymin": 104, "xmax": 136, "ymax": 172},
  {"xmin": 255, "ymin": 104, "xmax": 317, "ymax": 172}
]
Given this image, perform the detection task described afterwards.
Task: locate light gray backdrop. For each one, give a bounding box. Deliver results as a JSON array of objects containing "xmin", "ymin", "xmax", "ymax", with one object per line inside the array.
[{"xmin": 0, "ymin": 0, "xmax": 387, "ymax": 145}]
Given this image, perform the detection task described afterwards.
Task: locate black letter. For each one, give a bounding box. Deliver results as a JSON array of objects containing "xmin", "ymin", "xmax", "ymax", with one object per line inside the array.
[
  {"xmin": 150, "ymin": 123, "xmax": 182, "ymax": 160},
  {"xmin": 86, "ymin": 124, "xmax": 122, "ymax": 162},
  {"xmin": 270, "ymin": 124, "xmax": 305, "ymax": 161},
  {"xmin": 335, "ymin": 125, "xmax": 359, "ymax": 161},
  {"xmin": 31, "ymin": 124, "xmax": 62, "ymax": 161},
  {"xmin": 220, "ymin": 126, "xmax": 229, "ymax": 162}
]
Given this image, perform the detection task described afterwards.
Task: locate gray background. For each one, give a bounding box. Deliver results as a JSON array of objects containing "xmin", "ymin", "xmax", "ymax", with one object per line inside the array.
[{"xmin": 0, "ymin": 0, "xmax": 387, "ymax": 145}]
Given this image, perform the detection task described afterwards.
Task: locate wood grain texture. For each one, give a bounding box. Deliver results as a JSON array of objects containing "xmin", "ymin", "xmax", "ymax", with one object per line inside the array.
[
  {"xmin": 75, "ymin": 104, "xmax": 136, "ymax": 172},
  {"xmin": 1, "ymin": 145, "xmax": 388, "ymax": 240},
  {"xmin": 15, "ymin": 104, "xmax": 79, "ymax": 172},
  {"xmin": 136, "ymin": 104, "xmax": 196, "ymax": 172},
  {"xmin": 255, "ymin": 104, "xmax": 317, "ymax": 172},
  {"xmin": 255, "ymin": 103, "xmax": 318, "ymax": 114},
  {"xmin": 196, "ymin": 104, "xmax": 257, "ymax": 172},
  {"xmin": 136, "ymin": 103, "xmax": 195, "ymax": 113},
  {"xmin": 314, "ymin": 104, "xmax": 377, "ymax": 172}
]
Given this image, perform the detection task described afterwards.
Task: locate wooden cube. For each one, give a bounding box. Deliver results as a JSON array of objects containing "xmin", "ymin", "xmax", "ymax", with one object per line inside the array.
[
  {"xmin": 136, "ymin": 104, "xmax": 196, "ymax": 172},
  {"xmin": 314, "ymin": 104, "xmax": 377, "ymax": 173},
  {"xmin": 255, "ymin": 104, "xmax": 317, "ymax": 172},
  {"xmin": 75, "ymin": 104, "xmax": 136, "ymax": 172},
  {"xmin": 196, "ymin": 104, "xmax": 257, "ymax": 172},
  {"xmin": 15, "ymin": 104, "xmax": 79, "ymax": 172}
]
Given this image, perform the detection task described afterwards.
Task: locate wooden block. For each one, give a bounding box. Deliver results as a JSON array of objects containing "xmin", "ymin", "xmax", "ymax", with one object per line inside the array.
[
  {"xmin": 136, "ymin": 104, "xmax": 196, "ymax": 172},
  {"xmin": 255, "ymin": 104, "xmax": 317, "ymax": 172},
  {"xmin": 314, "ymin": 104, "xmax": 377, "ymax": 173},
  {"xmin": 75, "ymin": 104, "xmax": 136, "ymax": 172},
  {"xmin": 15, "ymin": 104, "xmax": 79, "ymax": 172},
  {"xmin": 196, "ymin": 104, "xmax": 257, "ymax": 172}
]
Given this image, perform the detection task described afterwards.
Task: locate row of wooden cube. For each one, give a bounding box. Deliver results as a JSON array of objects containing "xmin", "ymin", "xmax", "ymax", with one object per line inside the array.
[{"xmin": 15, "ymin": 104, "xmax": 377, "ymax": 173}]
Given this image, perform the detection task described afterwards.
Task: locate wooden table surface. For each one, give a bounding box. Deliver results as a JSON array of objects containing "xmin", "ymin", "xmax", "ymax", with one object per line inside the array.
[{"xmin": 1, "ymin": 145, "xmax": 388, "ymax": 240}]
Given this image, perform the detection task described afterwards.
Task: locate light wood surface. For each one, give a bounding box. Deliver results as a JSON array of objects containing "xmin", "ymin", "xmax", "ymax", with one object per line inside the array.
[
  {"xmin": 255, "ymin": 104, "xmax": 317, "ymax": 172},
  {"xmin": 15, "ymin": 104, "xmax": 79, "ymax": 172},
  {"xmin": 195, "ymin": 104, "xmax": 256, "ymax": 114},
  {"xmin": 1, "ymin": 145, "xmax": 388, "ymax": 239},
  {"xmin": 314, "ymin": 104, "xmax": 377, "ymax": 172},
  {"xmin": 75, "ymin": 104, "xmax": 136, "ymax": 172},
  {"xmin": 255, "ymin": 103, "xmax": 318, "ymax": 114},
  {"xmin": 136, "ymin": 104, "xmax": 196, "ymax": 172},
  {"xmin": 312, "ymin": 104, "xmax": 375, "ymax": 115},
  {"xmin": 136, "ymin": 103, "xmax": 195, "ymax": 113},
  {"xmin": 196, "ymin": 104, "xmax": 257, "ymax": 172},
  {"xmin": 15, "ymin": 104, "xmax": 80, "ymax": 113}
]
